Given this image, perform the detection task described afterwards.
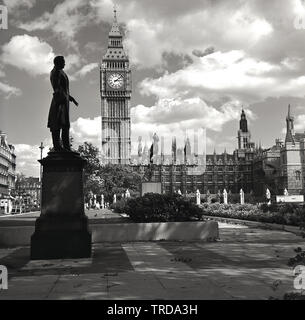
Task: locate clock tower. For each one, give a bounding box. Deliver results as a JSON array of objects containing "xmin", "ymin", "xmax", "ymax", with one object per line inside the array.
[{"xmin": 100, "ymin": 8, "xmax": 131, "ymax": 164}]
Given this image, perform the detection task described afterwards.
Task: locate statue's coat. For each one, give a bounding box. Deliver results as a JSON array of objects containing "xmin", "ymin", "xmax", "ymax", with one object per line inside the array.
[{"xmin": 47, "ymin": 68, "xmax": 70, "ymax": 131}]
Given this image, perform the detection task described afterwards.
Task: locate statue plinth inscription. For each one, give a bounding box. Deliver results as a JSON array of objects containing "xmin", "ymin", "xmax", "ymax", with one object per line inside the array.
[{"xmin": 30, "ymin": 151, "xmax": 92, "ymax": 260}]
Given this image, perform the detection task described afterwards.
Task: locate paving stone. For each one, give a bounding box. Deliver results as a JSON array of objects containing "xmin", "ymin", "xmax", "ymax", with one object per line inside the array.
[{"xmin": 0, "ymin": 224, "xmax": 304, "ymax": 300}]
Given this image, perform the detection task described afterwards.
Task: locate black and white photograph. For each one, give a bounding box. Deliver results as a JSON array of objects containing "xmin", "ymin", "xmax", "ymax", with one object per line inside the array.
[{"xmin": 0, "ymin": 0, "xmax": 305, "ymax": 305}]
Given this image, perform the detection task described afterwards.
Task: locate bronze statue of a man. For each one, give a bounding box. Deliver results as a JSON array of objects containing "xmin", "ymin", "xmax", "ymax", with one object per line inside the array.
[{"xmin": 47, "ymin": 56, "xmax": 78, "ymax": 151}]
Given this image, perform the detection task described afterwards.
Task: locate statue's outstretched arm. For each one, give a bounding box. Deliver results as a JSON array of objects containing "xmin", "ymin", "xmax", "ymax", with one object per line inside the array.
[{"xmin": 69, "ymin": 95, "xmax": 79, "ymax": 106}]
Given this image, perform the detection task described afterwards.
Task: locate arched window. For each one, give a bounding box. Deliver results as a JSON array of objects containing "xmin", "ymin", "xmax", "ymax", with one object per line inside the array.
[{"xmin": 295, "ymin": 170, "xmax": 301, "ymax": 181}]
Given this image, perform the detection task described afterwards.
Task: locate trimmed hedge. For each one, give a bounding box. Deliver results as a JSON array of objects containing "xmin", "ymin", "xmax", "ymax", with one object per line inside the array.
[
  {"xmin": 110, "ymin": 199, "xmax": 128, "ymax": 213},
  {"xmin": 200, "ymin": 203, "xmax": 305, "ymax": 227},
  {"xmin": 112, "ymin": 193, "xmax": 305, "ymax": 227},
  {"xmin": 123, "ymin": 193, "xmax": 203, "ymax": 222}
]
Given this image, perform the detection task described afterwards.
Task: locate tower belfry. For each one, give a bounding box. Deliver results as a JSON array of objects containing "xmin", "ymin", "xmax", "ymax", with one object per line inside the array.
[
  {"xmin": 100, "ymin": 8, "xmax": 132, "ymax": 164},
  {"xmin": 238, "ymin": 109, "xmax": 252, "ymax": 150}
]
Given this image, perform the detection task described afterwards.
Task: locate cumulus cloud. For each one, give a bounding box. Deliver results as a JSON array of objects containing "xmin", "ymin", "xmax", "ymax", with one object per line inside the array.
[
  {"xmin": 70, "ymin": 116, "xmax": 101, "ymax": 147},
  {"xmin": 1, "ymin": 35, "xmax": 81, "ymax": 77},
  {"xmin": 15, "ymin": 0, "xmax": 276, "ymax": 68},
  {"xmin": 294, "ymin": 114, "xmax": 305, "ymax": 131},
  {"xmin": 3, "ymin": 0, "xmax": 36, "ymax": 10},
  {"xmin": 14, "ymin": 143, "xmax": 50, "ymax": 177},
  {"xmin": 74, "ymin": 62, "xmax": 99, "ymax": 78},
  {"xmin": 87, "ymin": 0, "xmax": 275, "ymax": 68},
  {"xmin": 13, "ymin": 0, "xmax": 305, "ymax": 73},
  {"xmin": 19, "ymin": 0, "xmax": 90, "ymax": 47},
  {"xmin": 192, "ymin": 47, "xmax": 215, "ymax": 58},
  {"xmin": 123, "ymin": 1, "xmax": 272, "ymax": 68},
  {"xmin": 132, "ymin": 97, "xmax": 247, "ymax": 131},
  {"xmin": 0, "ymin": 81, "xmax": 22, "ymax": 98},
  {"xmin": 130, "ymin": 97, "xmax": 254, "ymax": 154},
  {"xmin": 1, "ymin": 35, "xmax": 55, "ymax": 76},
  {"xmin": 138, "ymin": 49, "xmax": 305, "ymax": 103}
]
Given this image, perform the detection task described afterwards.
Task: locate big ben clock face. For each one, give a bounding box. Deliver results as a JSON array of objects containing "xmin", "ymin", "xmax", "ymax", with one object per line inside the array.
[{"xmin": 107, "ymin": 73, "xmax": 124, "ymax": 89}]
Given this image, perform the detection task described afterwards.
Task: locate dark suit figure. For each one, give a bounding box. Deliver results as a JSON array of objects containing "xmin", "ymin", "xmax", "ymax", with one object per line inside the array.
[{"xmin": 47, "ymin": 56, "xmax": 78, "ymax": 151}]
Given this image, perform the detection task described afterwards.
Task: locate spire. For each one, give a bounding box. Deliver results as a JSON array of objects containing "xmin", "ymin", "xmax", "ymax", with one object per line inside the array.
[
  {"xmin": 239, "ymin": 108, "xmax": 248, "ymax": 132},
  {"xmin": 109, "ymin": 6, "xmax": 122, "ymax": 38},
  {"xmin": 103, "ymin": 6, "xmax": 128, "ymax": 60},
  {"xmin": 285, "ymin": 104, "xmax": 295, "ymax": 144},
  {"xmin": 113, "ymin": 4, "xmax": 117, "ymax": 23},
  {"xmin": 172, "ymin": 136, "xmax": 177, "ymax": 164}
]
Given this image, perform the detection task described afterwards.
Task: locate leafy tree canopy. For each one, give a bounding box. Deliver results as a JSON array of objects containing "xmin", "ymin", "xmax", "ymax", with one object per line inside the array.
[
  {"xmin": 77, "ymin": 142, "xmax": 142, "ymax": 202},
  {"xmin": 77, "ymin": 142, "xmax": 100, "ymax": 175}
]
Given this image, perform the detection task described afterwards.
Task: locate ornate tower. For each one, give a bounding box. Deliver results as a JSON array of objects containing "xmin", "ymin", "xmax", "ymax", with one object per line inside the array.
[
  {"xmin": 100, "ymin": 8, "xmax": 131, "ymax": 164},
  {"xmin": 238, "ymin": 109, "xmax": 251, "ymax": 149},
  {"xmin": 281, "ymin": 105, "xmax": 302, "ymax": 194},
  {"xmin": 285, "ymin": 104, "xmax": 295, "ymax": 144}
]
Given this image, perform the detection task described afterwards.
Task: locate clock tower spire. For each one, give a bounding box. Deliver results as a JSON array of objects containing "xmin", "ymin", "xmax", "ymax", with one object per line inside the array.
[{"xmin": 100, "ymin": 8, "xmax": 131, "ymax": 164}]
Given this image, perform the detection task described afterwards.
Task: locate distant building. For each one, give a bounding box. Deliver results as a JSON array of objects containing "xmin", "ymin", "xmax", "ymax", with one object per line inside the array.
[
  {"xmin": 0, "ymin": 131, "xmax": 16, "ymax": 214},
  {"xmin": 0, "ymin": 131, "xmax": 16, "ymax": 197},
  {"xmin": 15, "ymin": 176, "xmax": 41, "ymax": 206},
  {"xmin": 253, "ymin": 139, "xmax": 283, "ymax": 196},
  {"xmin": 280, "ymin": 105, "xmax": 305, "ymax": 195},
  {"xmin": 253, "ymin": 105, "xmax": 305, "ymax": 197},
  {"xmin": 131, "ymin": 110, "xmax": 256, "ymax": 195}
]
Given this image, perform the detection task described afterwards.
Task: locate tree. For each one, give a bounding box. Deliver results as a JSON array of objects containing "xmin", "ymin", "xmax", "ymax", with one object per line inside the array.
[
  {"xmin": 83, "ymin": 174, "xmax": 104, "ymax": 202},
  {"xmin": 98, "ymin": 164, "xmax": 142, "ymax": 202},
  {"xmin": 77, "ymin": 142, "xmax": 101, "ymax": 176},
  {"xmin": 76, "ymin": 142, "xmax": 142, "ymax": 202}
]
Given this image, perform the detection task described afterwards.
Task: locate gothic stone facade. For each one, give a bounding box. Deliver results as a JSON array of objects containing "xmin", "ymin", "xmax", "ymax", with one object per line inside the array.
[
  {"xmin": 131, "ymin": 111, "xmax": 255, "ymax": 195},
  {"xmin": 131, "ymin": 105, "xmax": 305, "ymax": 197},
  {"xmin": 100, "ymin": 10, "xmax": 131, "ymax": 165},
  {"xmin": 252, "ymin": 105, "xmax": 305, "ymax": 196}
]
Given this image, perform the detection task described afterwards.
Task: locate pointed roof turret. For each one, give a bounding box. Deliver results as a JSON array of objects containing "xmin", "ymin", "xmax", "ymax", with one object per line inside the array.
[
  {"xmin": 285, "ymin": 104, "xmax": 295, "ymax": 144},
  {"xmin": 102, "ymin": 6, "xmax": 128, "ymax": 61},
  {"xmin": 109, "ymin": 5, "xmax": 122, "ymax": 38},
  {"xmin": 239, "ymin": 108, "xmax": 248, "ymax": 133}
]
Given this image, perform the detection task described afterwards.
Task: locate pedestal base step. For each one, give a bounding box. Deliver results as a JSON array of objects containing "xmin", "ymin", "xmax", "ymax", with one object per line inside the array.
[{"xmin": 30, "ymin": 230, "xmax": 91, "ymax": 260}]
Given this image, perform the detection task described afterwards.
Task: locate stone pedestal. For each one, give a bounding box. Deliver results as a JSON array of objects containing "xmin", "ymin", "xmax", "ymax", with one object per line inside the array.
[{"xmin": 30, "ymin": 151, "xmax": 92, "ymax": 260}]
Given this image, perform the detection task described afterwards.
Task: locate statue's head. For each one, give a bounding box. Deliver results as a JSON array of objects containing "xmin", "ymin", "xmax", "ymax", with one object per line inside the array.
[{"xmin": 53, "ymin": 56, "xmax": 65, "ymax": 69}]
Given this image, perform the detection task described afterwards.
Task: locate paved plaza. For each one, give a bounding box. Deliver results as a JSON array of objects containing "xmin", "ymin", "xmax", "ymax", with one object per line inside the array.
[{"xmin": 0, "ymin": 212, "xmax": 304, "ymax": 300}]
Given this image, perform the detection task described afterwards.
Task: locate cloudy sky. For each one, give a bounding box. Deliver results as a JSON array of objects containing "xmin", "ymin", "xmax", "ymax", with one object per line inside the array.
[{"xmin": 1, "ymin": 0, "xmax": 305, "ymax": 177}]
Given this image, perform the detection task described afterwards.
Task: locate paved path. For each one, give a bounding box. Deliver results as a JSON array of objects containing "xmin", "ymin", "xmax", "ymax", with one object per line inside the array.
[
  {"xmin": 0, "ymin": 209, "xmax": 127, "ymax": 227},
  {"xmin": 0, "ymin": 223, "xmax": 304, "ymax": 300}
]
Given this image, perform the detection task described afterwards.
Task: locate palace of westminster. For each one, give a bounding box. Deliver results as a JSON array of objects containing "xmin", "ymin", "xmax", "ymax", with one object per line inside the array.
[{"xmin": 99, "ymin": 10, "xmax": 305, "ymax": 197}]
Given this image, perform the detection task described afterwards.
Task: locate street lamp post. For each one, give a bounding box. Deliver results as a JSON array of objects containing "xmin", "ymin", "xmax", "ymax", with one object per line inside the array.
[
  {"xmin": 38, "ymin": 142, "xmax": 44, "ymax": 208},
  {"xmin": 39, "ymin": 142, "xmax": 44, "ymax": 182}
]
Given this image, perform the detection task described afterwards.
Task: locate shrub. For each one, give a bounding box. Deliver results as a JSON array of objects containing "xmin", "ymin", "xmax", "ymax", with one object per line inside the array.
[
  {"xmin": 124, "ymin": 193, "xmax": 203, "ymax": 222},
  {"xmin": 111, "ymin": 199, "xmax": 128, "ymax": 213},
  {"xmin": 199, "ymin": 202, "xmax": 305, "ymax": 227},
  {"xmin": 227, "ymin": 193, "xmax": 240, "ymax": 204}
]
